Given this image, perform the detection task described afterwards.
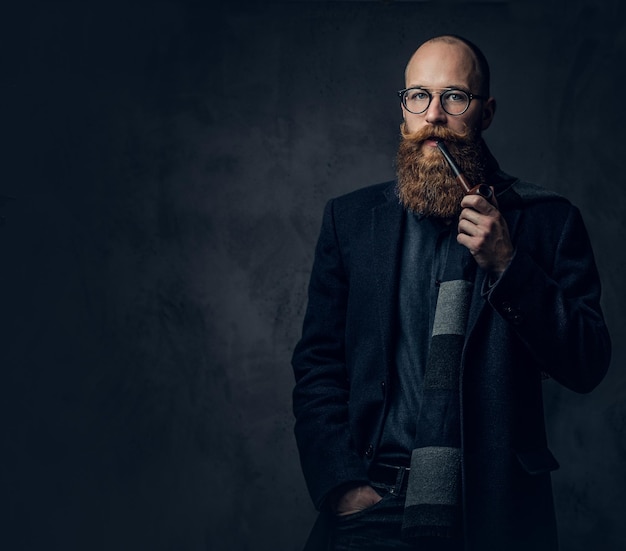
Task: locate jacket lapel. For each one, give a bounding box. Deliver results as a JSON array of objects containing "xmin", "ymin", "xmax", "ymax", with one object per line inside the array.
[{"xmin": 372, "ymin": 185, "xmax": 405, "ymax": 374}]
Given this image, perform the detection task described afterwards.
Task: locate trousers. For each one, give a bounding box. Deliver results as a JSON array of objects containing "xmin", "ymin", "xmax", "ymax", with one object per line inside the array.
[{"xmin": 330, "ymin": 465, "xmax": 464, "ymax": 551}]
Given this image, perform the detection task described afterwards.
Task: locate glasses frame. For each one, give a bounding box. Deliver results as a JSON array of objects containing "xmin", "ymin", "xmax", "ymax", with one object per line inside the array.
[{"xmin": 397, "ymin": 87, "xmax": 486, "ymax": 116}]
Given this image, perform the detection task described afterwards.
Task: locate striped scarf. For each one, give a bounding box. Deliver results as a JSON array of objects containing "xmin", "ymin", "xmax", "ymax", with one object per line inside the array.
[{"xmin": 401, "ymin": 231, "xmax": 475, "ymax": 542}]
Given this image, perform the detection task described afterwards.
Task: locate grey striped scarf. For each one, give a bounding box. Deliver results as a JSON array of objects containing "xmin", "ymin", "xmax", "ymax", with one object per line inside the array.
[{"xmin": 401, "ymin": 232, "xmax": 475, "ymax": 542}]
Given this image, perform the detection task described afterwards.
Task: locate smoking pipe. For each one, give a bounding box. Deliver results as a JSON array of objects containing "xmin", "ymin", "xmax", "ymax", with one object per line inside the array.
[{"xmin": 435, "ymin": 140, "xmax": 493, "ymax": 203}]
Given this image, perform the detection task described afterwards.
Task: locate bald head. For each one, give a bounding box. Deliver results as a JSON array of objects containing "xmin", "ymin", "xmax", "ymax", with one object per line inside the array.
[{"xmin": 405, "ymin": 35, "xmax": 490, "ymax": 96}]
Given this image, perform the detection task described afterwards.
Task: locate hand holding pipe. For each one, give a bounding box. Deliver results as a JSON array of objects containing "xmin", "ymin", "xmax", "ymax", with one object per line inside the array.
[{"xmin": 435, "ymin": 140, "xmax": 494, "ymax": 203}]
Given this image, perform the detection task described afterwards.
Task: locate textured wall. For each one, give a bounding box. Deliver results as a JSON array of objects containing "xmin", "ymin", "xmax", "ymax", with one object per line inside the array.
[{"xmin": 2, "ymin": 2, "xmax": 625, "ymax": 550}]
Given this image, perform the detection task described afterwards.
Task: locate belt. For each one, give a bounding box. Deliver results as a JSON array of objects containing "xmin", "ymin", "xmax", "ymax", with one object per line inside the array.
[{"xmin": 368, "ymin": 463, "xmax": 411, "ymax": 493}]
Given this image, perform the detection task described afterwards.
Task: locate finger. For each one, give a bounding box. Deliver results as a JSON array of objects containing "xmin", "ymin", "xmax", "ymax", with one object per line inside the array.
[
  {"xmin": 460, "ymin": 192, "xmax": 496, "ymax": 214},
  {"xmin": 460, "ymin": 194, "xmax": 488, "ymax": 212},
  {"xmin": 458, "ymin": 218, "xmax": 478, "ymax": 236},
  {"xmin": 458, "ymin": 220, "xmax": 489, "ymax": 244},
  {"xmin": 456, "ymin": 232, "xmax": 479, "ymax": 256},
  {"xmin": 459, "ymin": 207, "xmax": 484, "ymax": 226}
]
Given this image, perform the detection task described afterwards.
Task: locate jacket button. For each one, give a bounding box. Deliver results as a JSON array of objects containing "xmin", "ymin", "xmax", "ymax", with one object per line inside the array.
[
  {"xmin": 511, "ymin": 312, "xmax": 523, "ymax": 325},
  {"xmin": 502, "ymin": 301, "xmax": 513, "ymax": 313},
  {"xmin": 365, "ymin": 444, "xmax": 374, "ymax": 459},
  {"xmin": 380, "ymin": 381, "xmax": 386, "ymax": 394}
]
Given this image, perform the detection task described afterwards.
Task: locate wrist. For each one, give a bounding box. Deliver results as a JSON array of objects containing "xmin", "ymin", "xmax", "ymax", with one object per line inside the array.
[{"xmin": 492, "ymin": 247, "xmax": 515, "ymax": 277}]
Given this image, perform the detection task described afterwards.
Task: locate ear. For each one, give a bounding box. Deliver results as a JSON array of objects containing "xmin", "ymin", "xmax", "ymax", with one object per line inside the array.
[{"xmin": 481, "ymin": 97, "xmax": 496, "ymax": 131}]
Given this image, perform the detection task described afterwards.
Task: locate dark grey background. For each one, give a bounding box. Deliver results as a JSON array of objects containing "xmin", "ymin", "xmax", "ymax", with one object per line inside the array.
[{"xmin": 2, "ymin": 1, "xmax": 625, "ymax": 550}]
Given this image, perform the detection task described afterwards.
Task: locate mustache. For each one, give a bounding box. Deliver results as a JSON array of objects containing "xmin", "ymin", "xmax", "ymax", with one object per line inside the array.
[{"xmin": 399, "ymin": 122, "xmax": 471, "ymax": 145}]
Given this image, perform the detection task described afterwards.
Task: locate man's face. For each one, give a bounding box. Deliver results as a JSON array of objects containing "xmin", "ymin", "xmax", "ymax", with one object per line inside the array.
[
  {"xmin": 402, "ymin": 40, "xmax": 495, "ymax": 151},
  {"xmin": 395, "ymin": 40, "xmax": 496, "ymax": 218}
]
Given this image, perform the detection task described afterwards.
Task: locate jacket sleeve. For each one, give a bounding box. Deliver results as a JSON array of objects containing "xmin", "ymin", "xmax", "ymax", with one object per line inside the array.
[
  {"xmin": 484, "ymin": 204, "xmax": 611, "ymax": 393},
  {"xmin": 291, "ymin": 199, "xmax": 370, "ymax": 510}
]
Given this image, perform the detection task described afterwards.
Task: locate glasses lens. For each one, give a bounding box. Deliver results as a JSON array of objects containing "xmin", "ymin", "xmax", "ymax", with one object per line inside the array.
[
  {"xmin": 441, "ymin": 90, "xmax": 470, "ymax": 115},
  {"xmin": 403, "ymin": 89, "xmax": 430, "ymax": 114}
]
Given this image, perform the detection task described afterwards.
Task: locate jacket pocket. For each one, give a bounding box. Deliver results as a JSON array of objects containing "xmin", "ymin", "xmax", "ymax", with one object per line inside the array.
[{"xmin": 515, "ymin": 447, "xmax": 560, "ymax": 475}]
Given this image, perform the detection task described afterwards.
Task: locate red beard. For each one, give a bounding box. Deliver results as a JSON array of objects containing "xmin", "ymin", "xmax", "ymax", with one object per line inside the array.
[{"xmin": 395, "ymin": 123, "xmax": 486, "ymax": 218}]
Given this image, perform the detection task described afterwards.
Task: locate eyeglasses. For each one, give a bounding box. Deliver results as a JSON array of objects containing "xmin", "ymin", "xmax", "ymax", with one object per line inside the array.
[{"xmin": 397, "ymin": 87, "xmax": 486, "ymax": 116}]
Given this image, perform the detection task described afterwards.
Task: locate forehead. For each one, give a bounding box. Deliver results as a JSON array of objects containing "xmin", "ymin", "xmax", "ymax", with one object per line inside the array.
[{"xmin": 405, "ymin": 41, "xmax": 479, "ymax": 90}]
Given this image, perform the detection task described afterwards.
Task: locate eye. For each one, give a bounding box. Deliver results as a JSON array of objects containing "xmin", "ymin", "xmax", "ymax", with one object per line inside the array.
[
  {"xmin": 445, "ymin": 90, "xmax": 468, "ymax": 102},
  {"xmin": 407, "ymin": 89, "xmax": 429, "ymax": 101}
]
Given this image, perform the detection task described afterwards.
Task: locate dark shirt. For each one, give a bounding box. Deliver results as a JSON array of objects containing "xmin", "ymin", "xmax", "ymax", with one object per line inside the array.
[{"xmin": 375, "ymin": 211, "xmax": 453, "ymax": 465}]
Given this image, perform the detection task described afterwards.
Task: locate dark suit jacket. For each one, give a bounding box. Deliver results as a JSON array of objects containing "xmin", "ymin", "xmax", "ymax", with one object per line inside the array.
[{"xmin": 292, "ymin": 169, "xmax": 611, "ymax": 550}]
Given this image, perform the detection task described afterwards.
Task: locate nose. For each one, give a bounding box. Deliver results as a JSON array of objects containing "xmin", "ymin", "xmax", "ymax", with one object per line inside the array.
[{"xmin": 424, "ymin": 94, "xmax": 447, "ymax": 125}]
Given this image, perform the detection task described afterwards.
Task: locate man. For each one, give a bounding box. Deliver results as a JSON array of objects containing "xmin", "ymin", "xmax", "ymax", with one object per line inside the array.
[{"xmin": 292, "ymin": 35, "xmax": 611, "ymax": 551}]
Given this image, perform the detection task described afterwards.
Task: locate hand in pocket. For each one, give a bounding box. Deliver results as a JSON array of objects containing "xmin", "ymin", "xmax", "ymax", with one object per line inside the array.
[{"xmin": 334, "ymin": 485, "xmax": 382, "ymax": 516}]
